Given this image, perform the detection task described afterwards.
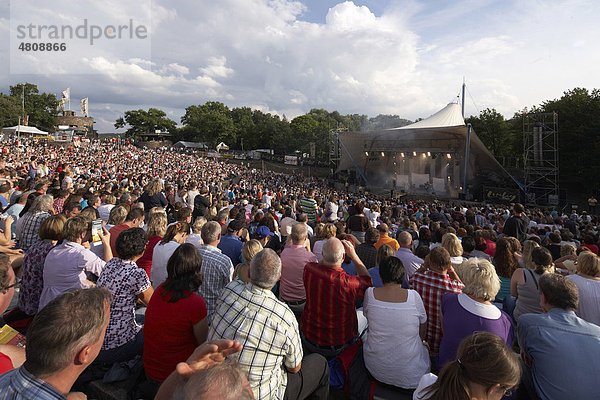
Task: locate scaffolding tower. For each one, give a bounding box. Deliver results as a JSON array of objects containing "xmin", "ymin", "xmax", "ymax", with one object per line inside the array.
[{"xmin": 523, "ymin": 112, "xmax": 559, "ymax": 205}]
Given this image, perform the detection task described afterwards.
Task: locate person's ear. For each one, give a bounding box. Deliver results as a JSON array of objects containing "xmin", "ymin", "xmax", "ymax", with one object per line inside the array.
[{"xmin": 74, "ymin": 344, "xmax": 94, "ymax": 366}]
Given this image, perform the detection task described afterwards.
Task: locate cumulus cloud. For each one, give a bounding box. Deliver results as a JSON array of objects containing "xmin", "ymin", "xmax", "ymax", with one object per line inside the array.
[{"xmin": 1, "ymin": 0, "xmax": 600, "ymax": 131}]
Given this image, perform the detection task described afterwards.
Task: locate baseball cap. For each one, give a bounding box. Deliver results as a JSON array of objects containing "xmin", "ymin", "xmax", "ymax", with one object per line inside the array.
[{"xmin": 255, "ymin": 225, "xmax": 274, "ymax": 238}]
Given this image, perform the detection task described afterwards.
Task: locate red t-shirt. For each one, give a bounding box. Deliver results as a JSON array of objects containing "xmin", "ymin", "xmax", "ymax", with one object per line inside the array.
[
  {"xmin": 143, "ymin": 285, "xmax": 207, "ymax": 382},
  {"xmin": 300, "ymin": 262, "xmax": 372, "ymax": 346},
  {"xmin": 109, "ymin": 223, "xmax": 130, "ymax": 257},
  {"xmin": 136, "ymin": 236, "xmax": 162, "ymax": 279},
  {"xmin": 0, "ymin": 352, "xmax": 13, "ymax": 374}
]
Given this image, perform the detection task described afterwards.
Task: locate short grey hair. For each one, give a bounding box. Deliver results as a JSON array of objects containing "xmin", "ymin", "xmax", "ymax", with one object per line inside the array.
[
  {"xmin": 398, "ymin": 231, "xmax": 412, "ymax": 247},
  {"xmin": 24, "ymin": 288, "xmax": 113, "ymax": 378},
  {"xmin": 29, "ymin": 194, "xmax": 53, "ymax": 213},
  {"xmin": 322, "ymin": 238, "xmax": 344, "ymax": 265},
  {"xmin": 289, "ymin": 223, "xmax": 307, "ymax": 245},
  {"xmin": 173, "ymin": 360, "xmax": 253, "ymax": 400},
  {"xmin": 249, "ymin": 248, "xmax": 281, "ymax": 289},
  {"xmin": 201, "ymin": 221, "xmax": 221, "ymax": 244}
]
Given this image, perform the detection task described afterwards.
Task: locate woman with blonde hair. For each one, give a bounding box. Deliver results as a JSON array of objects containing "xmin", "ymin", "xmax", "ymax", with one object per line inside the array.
[
  {"xmin": 106, "ymin": 205, "xmax": 127, "ymax": 231},
  {"xmin": 567, "ymin": 251, "xmax": 600, "ymax": 325},
  {"xmin": 442, "ymin": 233, "xmax": 464, "ymax": 268},
  {"xmin": 415, "ymin": 332, "xmax": 520, "ymax": 400},
  {"xmin": 186, "ymin": 216, "xmax": 207, "ymax": 248},
  {"xmin": 437, "ymin": 258, "xmax": 513, "ymax": 369},
  {"xmin": 139, "ymin": 179, "xmax": 168, "ymax": 212},
  {"xmin": 233, "ymin": 239, "xmax": 263, "ymax": 283},
  {"xmin": 312, "ymin": 223, "xmax": 337, "ymax": 262},
  {"xmin": 151, "ymin": 222, "xmax": 190, "ymax": 288},
  {"xmin": 138, "ymin": 208, "xmax": 168, "ymax": 279},
  {"xmin": 519, "ymin": 240, "xmax": 540, "ymax": 270}
]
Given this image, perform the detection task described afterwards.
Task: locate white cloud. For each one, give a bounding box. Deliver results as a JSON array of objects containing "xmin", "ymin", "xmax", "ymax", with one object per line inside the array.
[{"xmin": 2, "ymin": 0, "xmax": 600, "ymax": 132}]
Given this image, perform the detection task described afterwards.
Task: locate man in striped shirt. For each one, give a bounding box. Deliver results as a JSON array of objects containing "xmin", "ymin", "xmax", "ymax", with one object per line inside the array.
[{"xmin": 299, "ymin": 189, "xmax": 318, "ymax": 226}]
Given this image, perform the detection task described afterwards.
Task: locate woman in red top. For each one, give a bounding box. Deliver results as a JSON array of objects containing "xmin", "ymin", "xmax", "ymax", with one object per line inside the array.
[
  {"xmin": 581, "ymin": 235, "xmax": 599, "ymax": 255},
  {"xmin": 136, "ymin": 208, "xmax": 167, "ymax": 279},
  {"xmin": 142, "ymin": 243, "xmax": 207, "ymax": 397}
]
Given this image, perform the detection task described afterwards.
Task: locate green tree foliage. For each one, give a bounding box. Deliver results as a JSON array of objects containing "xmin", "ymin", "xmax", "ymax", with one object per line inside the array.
[
  {"xmin": 540, "ymin": 87, "xmax": 600, "ymax": 191},
  {"xmin": 466, "ymin": 108, "xmax": 513, "ymax": 158},
  {"xmin": 114, "ymin": 108, "xmax": 176, "ymax": 140},
  {"xmin": 180, "ymin": 102, "xmax": 236, "ymax": 146},
  {"xmin": 0, "ymin": 94, "xmax": 22, "ymax": 127},
  {"xmin": 366, "ymin": 114, "xmax": 412, "ymax": 130},
  {"xmin": 8, "ymin": 83, "xmax": 58, "ymax": 130}
]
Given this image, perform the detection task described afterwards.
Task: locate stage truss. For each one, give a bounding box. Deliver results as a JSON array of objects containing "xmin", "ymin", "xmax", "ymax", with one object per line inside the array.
[{"xmin": 523, "ymin": 112, "xmax": 559, "ymax": 206}]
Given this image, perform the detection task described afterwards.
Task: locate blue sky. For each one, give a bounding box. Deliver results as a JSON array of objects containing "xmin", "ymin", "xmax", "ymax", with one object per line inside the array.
[{"xmin": 1, "ymin": 0, "xmax": 598, "ymax": 132}]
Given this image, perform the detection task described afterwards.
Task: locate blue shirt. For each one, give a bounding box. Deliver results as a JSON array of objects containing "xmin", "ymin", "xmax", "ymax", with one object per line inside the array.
[
  {"xmin": 367, "ymin": 266, "xmax": 383, "ymax": 288},
  {"xmin": 518, "ymin": 308, "xmax": 600, "ymax": 400},
  {"xmin": 217, "ymin": 234, "xmax": 244, "ymax": 265},
  {"xmin": 341, "ymin": 260, "xmax": 357, "ymax": 275},
  {"xmin": 0, "ymin": 366, "xmax": 66, "ymax": 399}
]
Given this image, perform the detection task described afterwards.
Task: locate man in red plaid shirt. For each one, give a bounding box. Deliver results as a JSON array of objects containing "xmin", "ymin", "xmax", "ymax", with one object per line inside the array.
[
  {"xmin": 409, "ymin": 246, "xmax": 464, "ymax": 354},
  {"xmin": 301, "ymin": 237, "xmax": 372, "ymax": 358}
]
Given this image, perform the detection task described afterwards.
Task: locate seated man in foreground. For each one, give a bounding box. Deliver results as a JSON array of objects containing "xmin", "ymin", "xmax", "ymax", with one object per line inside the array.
[
  {"xmin": 0, "ymin": 288, "xmax": 112, "ymax": 399},
  {"xmin": 209, "ymin": 248, "xmax": 329, "ymax": 400},
  {"xmin": 301, "ymin": 237, "xmax": 372, "ymax": 358},
  {"xmin": 518, "ymin": 273, "xmax": 600, "ymax": 400}
]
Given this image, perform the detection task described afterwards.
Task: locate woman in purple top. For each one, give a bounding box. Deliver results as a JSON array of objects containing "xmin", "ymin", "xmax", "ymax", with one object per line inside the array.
[{"xmin": 437, "ymin": 258, "xmax": 514, "ymax": 370}]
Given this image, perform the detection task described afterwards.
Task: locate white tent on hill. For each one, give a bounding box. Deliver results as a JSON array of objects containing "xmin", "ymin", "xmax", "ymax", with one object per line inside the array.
[{"xmin": 1, "ymin": 125, "xmax": 49, "ymax": 136}]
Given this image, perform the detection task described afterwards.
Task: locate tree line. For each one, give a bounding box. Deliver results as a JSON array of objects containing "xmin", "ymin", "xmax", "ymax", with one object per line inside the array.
[{"xmin": 1, "ymin": 83, "xmax": 599, "ymax": 193}]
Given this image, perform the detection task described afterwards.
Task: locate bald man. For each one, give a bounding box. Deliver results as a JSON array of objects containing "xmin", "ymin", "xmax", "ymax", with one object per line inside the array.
[
  {"xmin": 373, "ymin": 223, "xmax": 399, "ymax": 251},
  {"xmin": 394, "ymin": 231, "xmax": 424, "ymax": 279},
  {"xmin": 301, "ymin": 238, "xmax": 372, "ymax": 358}
]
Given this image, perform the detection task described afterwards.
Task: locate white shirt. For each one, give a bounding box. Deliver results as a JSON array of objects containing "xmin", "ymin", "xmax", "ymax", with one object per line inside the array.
[
  {"xmin": 151, "ymin": 240, "xmax": 181, "ymax": 287},
  {"xmin": 567, "ymin": 274, "xmax": 600, "ymax": 326},
  {"xmin": 97, "ymin": 204, "xmax": 115, "ymax": 222},
  {"xmin": 363, "ymin": 288, "xmax": 430, "ymax": 389}
]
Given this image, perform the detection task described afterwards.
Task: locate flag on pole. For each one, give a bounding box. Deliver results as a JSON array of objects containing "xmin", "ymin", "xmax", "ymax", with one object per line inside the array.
[
  {"xmin": 61, "ymin": 88, "xmax": 70, "ymax": 100},
  {"xmin": 81, "ymin": 98, "xmax": 88, "ymax": 116},
  {"xmin": 23, "ymin": 115, "xmax": 29, "ymax": 126},
  {"xmin": 58, "ymin": 98, "xmax": 66, "ymax": 111}
]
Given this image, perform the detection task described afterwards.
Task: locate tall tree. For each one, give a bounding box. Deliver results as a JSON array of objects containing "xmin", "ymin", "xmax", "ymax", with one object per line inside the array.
[
  {"xmin": 466, "ymin": 108, "xmax": 512, "ymax": 157},
  {"xmin": 114, "ymin": 108, "xmax": 176, "ymax": 140},
  {"xmin": 0, "ymin": 94, "xmax": 22, "ymax": 127},
  {"xmin": 181, "ymin": 102, "xmax": 235, "ymax": 147},
  {"xmin": 8, "ymin": 83, "xmax": 59, "ymax": 130}
]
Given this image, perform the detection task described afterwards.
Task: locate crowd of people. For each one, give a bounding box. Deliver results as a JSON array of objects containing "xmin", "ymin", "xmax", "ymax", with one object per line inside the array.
[{"xmin": 0, "ymin": 139, "xmax": 598, "ymax": 399}]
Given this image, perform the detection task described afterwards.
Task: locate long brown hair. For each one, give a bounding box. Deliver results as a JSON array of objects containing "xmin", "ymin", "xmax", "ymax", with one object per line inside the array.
[
  {"xmin": 160, "ymin": 222, "xmax": 190, "ymax": 245},
  {"xmin": 493, "ymin": 237, "xmax": 520, "ymax": 278},
  {"xmin": 425, "ymin": 332, "xmax": 520, "ymax": 400}
]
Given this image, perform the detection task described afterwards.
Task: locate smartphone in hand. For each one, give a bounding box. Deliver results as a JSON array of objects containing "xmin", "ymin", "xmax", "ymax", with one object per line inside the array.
[{"xmin": 91, "ymin": 219, "xmax": 103, "ymax": 244}]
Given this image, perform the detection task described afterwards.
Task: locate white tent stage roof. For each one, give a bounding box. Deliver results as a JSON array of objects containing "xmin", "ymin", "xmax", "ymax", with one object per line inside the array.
[{"xmin": 337, "ymin": 102, "xmax": 515, "ymax": 197}]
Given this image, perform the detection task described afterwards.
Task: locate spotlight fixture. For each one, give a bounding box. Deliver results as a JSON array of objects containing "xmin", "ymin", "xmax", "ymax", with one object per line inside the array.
[
  {"xmin": 365, "ymin": 151, "xmax": 369, "ymax": 156},
  {"xmin": 412, "ymin": 151, "xmax": 417, "ymax": 157},
  {"xmin": 446, "ymin": 153, "xmax": 452, "ymax": 159},
  {"xmin": 381, "ymin": 152, "xmax": 385, "ymax": 157},
  {"xmin": 400, "ymin": 152, "xmax": 405, "ymax": 157},
  {"xmin": 427, "ymin": 152, "xmax": 431, "ymax": 157}
]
